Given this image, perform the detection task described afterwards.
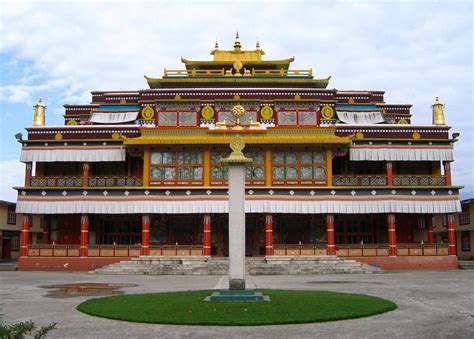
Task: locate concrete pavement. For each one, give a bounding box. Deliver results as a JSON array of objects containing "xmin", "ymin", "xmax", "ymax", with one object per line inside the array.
[{"xmin": 0, "ymin": 270, "xmax": 473, "ymax": 338}]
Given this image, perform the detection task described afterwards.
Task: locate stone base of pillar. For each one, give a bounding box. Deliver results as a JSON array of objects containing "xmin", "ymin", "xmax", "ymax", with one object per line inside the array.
[{"xmin": 229, "ymin": 279, "xmax": 246, "ymax": 290}]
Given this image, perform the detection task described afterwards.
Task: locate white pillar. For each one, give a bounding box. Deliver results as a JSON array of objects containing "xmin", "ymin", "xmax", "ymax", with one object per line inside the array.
[{"xmin": 228, "ymin": 163, "xmax": 246, "ymax": 290}]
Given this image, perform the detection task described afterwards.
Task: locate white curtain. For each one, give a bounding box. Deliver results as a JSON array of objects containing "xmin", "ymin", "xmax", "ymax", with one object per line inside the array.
[
  {"xmin": 90, "ymin": 112, "xmax": 139, "ymax": 124},
  {"xmin": 20, "ymin": 147, "xmax": 125, "ymax": 162},
  {"xmin": 350, "ymin": 146, "xmax": 454, "ymax": 161},
  {"xmin": 336, "ymin": 111, "xmax": 386, "ymax": 124}
]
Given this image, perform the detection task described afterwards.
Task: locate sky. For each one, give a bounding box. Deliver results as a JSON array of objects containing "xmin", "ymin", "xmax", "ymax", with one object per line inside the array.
[{"xmin": 0, "ymin": 0, "xmax": 473, "ymax": 202}]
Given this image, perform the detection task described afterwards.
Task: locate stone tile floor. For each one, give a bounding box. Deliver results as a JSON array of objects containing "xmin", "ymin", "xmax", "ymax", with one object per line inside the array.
[{"xmin": 0, "ymin": 270, "xmax": 473, "ymax": 338}]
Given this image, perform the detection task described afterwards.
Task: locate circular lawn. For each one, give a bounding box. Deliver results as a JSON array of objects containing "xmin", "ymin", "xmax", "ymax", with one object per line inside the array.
[{"xmin": 77, "ymin": 289, "xmax": 396, "ymax": 326}]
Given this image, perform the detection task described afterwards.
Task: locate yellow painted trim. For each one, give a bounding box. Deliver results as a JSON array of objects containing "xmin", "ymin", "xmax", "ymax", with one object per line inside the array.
[
  {"xmin": 326, "ymin": 150, "xmax": 333, "ymax": 187},
  {"xmin": 265, "ymin": 150, "xmax": 272, "ymax": 187},
  {"xmin": 143, "ymin": 148, "xmax": 150, "ymax": 187},
  {"xmin": 203, "ymin": 150, "xmax": 211, "ymax": 186}
]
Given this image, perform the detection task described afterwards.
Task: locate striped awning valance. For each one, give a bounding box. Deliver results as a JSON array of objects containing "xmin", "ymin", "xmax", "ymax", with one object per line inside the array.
[
  {"xmin": 89, "ymin": 111, "xmax": 139, "ymax": 124},
  {"xmin": 349, "ymin": 145, "xmax": 454, "ymax": 161},
  {"xmin": 20, "ymin": 146, "xmax": 125, "ymax": 162},
  {"xmin": 336, "ymin": 111, "xmax": 386, "ymax": 125}
]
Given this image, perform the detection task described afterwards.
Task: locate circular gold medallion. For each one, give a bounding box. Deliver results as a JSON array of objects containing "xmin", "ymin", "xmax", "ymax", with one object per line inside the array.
[
  {"xmin": 412, "ymin": 132, "xmax": 421, "ymax": 140},
  {"xmin": 294, "ymin": 94, "xmax": 301, "ymax": 101},
  {"xmin": 54, "ymin": 133, "xmax": 63, "ymax": 141},
  {"xmin": 67, "ymin": 119, "xmax": 77, "ymax": 125},
  {"xmin": 260, "ymin": 106, "xmax": 274, "ymax": 119},
  {"xmin": 175, "ymin": 94, "xmax": 181, "ymax": 101},
  {"xmin": 355, "ymin": 132, "xmax": 364, "ymax": 140},
  {"xmin": 142, "ymin": 106, "xmax": 155, "ymax": 120},
  {"xmin": 398, "ymin": 118, "xmax": 408, "ymax": 124},
  {"xmin": 112, "ymin": 132, "xmax": 120, "ymax": 140},
  {"xmin": 233, "ymin": 60, "xmax": 243, "ymax": 71},
  {"xmin": 201, "ymin": 106, "xmax": 215, "ymax": 120},
  {"xmin": 321, "ymin": 106, "xmax": 334, "ymax": 119},
  {"xmin": 348, "ymin": 98, "xmax": 355, "ymax": 104}
]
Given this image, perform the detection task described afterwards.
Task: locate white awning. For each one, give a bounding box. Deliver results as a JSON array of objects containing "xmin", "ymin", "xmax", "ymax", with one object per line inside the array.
[
  {"xmin": 20, "ymin": 146, "xmax": 125, "ymax": 162},
  {"xmin": 90, "ymin": 112, "xmax": 139, "ymax": 124},
  {"xmin": 350, "ymin": 145, "xmax": 454, "ymax": 161},
  {"xmin": 337, "ymin": 111, "xmax": 386, "ymax": 124},
  {"xmin": 16, "ymin": 196, "xmax": 461, "ymax": 214}
]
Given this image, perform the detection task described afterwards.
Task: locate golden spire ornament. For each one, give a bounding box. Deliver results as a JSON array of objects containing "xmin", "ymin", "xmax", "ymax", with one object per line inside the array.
[
  {"xmin": 432, "ymin": 97, "xmax": 446, "ymax": 125},
  {"xmin": 233, "ymin": 31, "xmax": 241, "ymax": 51},
  {"xmin": 33, "ymin": 98, "xmax": 46, "ymax": 126}
]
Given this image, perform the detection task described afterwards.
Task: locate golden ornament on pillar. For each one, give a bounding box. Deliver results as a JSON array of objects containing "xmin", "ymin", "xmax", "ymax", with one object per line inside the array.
[
  {"xmin": 33, "ymin": 98, "xmax": 46, "ymax": 126},
  {"xmin": 432, "ymin": 97, "xmax": 446, "ymax": 125}
]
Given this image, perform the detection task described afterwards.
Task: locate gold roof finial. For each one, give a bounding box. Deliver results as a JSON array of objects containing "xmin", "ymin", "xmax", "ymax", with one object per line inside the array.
[
  {"xmin": 234, "ymin": 30, "xmax": 241, "ymax": 51},
  {"xmin": 432, "ymin": 96, "xmax": 446, "ymax": 126},
  {"xmin": 256, "ymin": 39, "xmax": 261, "ymax": 50},
  {"xmin": 33, "ymin": 98, "xmax": 46, "ymax": 126},
  {"xmin": 214, "ymin": 39, "xmax": 219, "ymax": 49}
]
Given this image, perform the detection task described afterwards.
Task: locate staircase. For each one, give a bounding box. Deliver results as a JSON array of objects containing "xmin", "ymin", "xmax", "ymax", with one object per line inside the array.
[
  {"xmin": 458, "ymin": 260, "xmax": 474, "ymax": 269},
  {"xmin": 92, "ymin": 256, "xmax": 381, "ymax": 275}
]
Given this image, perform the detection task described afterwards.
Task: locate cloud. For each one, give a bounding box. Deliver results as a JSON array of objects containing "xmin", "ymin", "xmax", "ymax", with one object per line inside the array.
[{"xmin": 0, "ymin": 160, "xmax": 24, "ymax": 203}]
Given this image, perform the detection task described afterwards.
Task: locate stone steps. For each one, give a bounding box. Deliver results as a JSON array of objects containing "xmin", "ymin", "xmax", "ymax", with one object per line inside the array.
[
  {"xmin": 92, "ymin": 256, "xmax": 381, "ymax": 275},
  {"xmin": 458, "ymin": 260, "xmax": 474, "ymax": 269}
]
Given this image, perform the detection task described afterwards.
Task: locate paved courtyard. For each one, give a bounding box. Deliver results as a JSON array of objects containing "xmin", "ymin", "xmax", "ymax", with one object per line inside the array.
[{"xmin": 0, "ymin": 270, "xmax": 473, "ymax": 338}]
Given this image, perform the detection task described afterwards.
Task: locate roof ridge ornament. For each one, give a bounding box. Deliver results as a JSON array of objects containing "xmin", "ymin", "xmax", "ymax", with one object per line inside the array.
[
  {"xmin": 234, "ymin": 31, "xmax": 242, "ymax": 51},
  {"xmin": 432, "ymin": 96, "xmax": 446, "ymax": 125}
]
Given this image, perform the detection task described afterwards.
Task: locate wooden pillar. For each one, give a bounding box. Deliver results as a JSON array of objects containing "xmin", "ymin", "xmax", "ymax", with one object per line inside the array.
[
  {"xmin": 20, "ymin": 215, "xmax": 31, "ymax": 257},
  {"xmin": 203, "ymin": 150, "xmax": 211, "ymax": 186},
  {"xmin": 203, "ymin": 214, "xmax": 211, "ymax": 256},
  {"xmin": 443, "ymin": 161, "xmax": 452, "ymax": 186},
  {"xmin": 265, "ymin": 214, "xmax": 273, "ymax": 256},
  {"xmin": 447, "ymin": 213, "xmax": 456, "ymax": 255},
  {"xmin": 80, "ymin": 215, "xmax": 89, "ymax": 257},
  {"xmin": 42, "ymin": 216, "xmax": 50, "ymax": 244},
  {"xmin": 143, "ymin": 148, "xmax": 150, "ymax": 187},
  {"xmin": 141, "ymin": 215, "xmax": 150, "ymax": 256},
  {"xmin": 388, "ymin": 213, "xmax": 396, "ymax": 256},
  {"xmin": 386, "ymin": 161, "xmax": 393, "ymax": 186},
  {"xmin": 264, "ymin": 150, "xmax": 272, "ymax": 187},
  {"xmin": 427, "ymin": 215, "xmax": 435, "ymax": 244},
  {"xmin": 326, "ymin": 214, "xmax": 336, "ymax": 255},
  {"xmin": 25, "ymin": 162, "xmax": 32, "ymax": 187},
  {"xmin": 326, "ymin": 150, "xmax": 333, "ymax": 187},
  {"xmin": 82, "ymin": 162, "xmax": 89, "ymax": 187}
]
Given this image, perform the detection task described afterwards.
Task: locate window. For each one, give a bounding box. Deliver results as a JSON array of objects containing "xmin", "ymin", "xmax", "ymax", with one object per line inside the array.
[
  {"xmin": 217, "ymin": 111, "xmax": 257, "ymax": 124},
  {"xmin": 150, "ymin": 151, "xmax": 203, "ymax": 185},
  {"xmin": 157, "ymin": 111, "xmax": 197, "ymax": 126},
  {"xmin": 272, "ymin": 151, "xmax": 326, "ymax": 185},
  {"xmin": 7, "ymin": 204, "xmax": 16, "ymax": 224},
  {"xmin": 11, "ymin": 235, "xmax": 20, "ymax": 251},
  {"xmin": 461, "ymin": 231, "xmax": 471, "ymax": 251},
  {"xmin": 277, "ymin": 111, "xmax": 318, "ymax": 126},
  {"xmin": 211, "ymin": 151, "xmax": 265, "ymax": 185},
  {"xmin": 459, "ymin": 204, "xmax": 470, "ymax": 225}
]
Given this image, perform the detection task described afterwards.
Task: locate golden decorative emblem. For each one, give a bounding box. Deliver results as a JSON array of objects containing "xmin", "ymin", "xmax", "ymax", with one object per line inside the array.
[
  {"xmin": 233, "ymin": 94, "xmax": 240, "ymax": 100},
  {"xmin": 112, "ymin": 132, "xmax": 120, "ymax": 140},
  {"xmin": 119, "ymin": 99, "xmax": 127, "ymax": 104},
  {"xmin": 231, "ymin": 104, "xmax": 246, "ymax": 129},
  {"xmin": 54, "ymin": 133, "xmax": 63, "ymax": 141},
  {"xmin": 412, "ymin": 132, "xmax": 421, "ymax": 140},
  {"xmin": 321, "ymin": 106, "xmax": 334, "ymax": 119},
  {"xmin": 201, "ymin": 106, "xmax": 215, "ymax": 120},
  {"xmin": 355, "ymin": 132, "xmax": 364, "ymax": 140},
  {"xmin": 233, "ymin": 60, "xmax": 243, "ymax": 71},
  {"xmin": 175, "ymin": 94, "xmax": 181, "ymax": 101},
  {"xmin": 348, "ymin": 98, "xmax": 355, "ymax": 104},
  {"xmin": 67, "ymin": 119, "xmax": 77, "ymax": 125},
  {"xmin": 294, "ymin": 94, "xmax": 301, "ymax": 101},
  {"xmin": 260, "ymin": 106, "xmax": 274, "ymax": 119},
  {"xmin": 230, "ymin": 135, "xmax": 245, "ymax": 153},
  {"xmin": 141, "ymin": 106, "xmax": 155, "ymax": 120},
  {"xmin": 398, "ymin": 118, "xmax": 408, "ymax": 124}
]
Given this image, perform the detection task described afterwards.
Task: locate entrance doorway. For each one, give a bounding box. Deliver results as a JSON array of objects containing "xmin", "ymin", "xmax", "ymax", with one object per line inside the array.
[{"xmin": 2, "ymin": 239, "xmax": 12, "ymax": 259}]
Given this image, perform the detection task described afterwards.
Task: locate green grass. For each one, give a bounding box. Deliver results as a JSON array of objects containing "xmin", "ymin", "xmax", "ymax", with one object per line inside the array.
[{"xmin": 76, "ymin": 290, "xmax": 396, "ymax": 326}]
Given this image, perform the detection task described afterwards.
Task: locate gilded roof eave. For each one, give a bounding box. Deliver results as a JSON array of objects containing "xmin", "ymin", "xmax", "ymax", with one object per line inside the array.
[{"xmin": 181, "ymin": 57, "xmax": 295, "ymax": 66}]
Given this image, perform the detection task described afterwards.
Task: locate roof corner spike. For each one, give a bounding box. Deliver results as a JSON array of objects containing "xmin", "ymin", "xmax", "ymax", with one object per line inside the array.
[
  {"xmin": 234, "ymin": 30, "xmax": 241, "ymax": 51},
  {"xmin": 432, "ymin": 96, "xmax": 446, "ymax": 126}
]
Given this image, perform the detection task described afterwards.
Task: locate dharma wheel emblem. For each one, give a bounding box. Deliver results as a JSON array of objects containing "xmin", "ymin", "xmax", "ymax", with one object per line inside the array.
[{"xmin": 231, "ymin": 104, "xmax": 246, "ymax": 129}]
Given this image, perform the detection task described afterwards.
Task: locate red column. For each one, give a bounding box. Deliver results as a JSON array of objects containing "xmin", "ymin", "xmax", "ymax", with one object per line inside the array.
[
  {"xmin": 82, "ymin": 162, "xmax": 90, "ymax": 187},
  {"xmin": 25, "ymin": 162, "xmax": 32, "ymax": 187},
  {"xmin": 443, "ymin": 161, "xmax": 452, "ymax": 186},
  {"xmin": 80, "ymin": 214, "xmax": 89, "ymax": 257},
  {"xmin": 20, "ymin": 215, "xmax": 31, "ymax": 257},
  {"xmin": 42, "ymin": 216, "xmax": 50, "ymax": 244},
  {"xmin": 265, "ymin": 214, "xmax": 273, "ymax": 256},
  {"xmin": 427, "ymin": 215, "xmax": 434, "ymax": 244},
  {"xmin": 203, "ymin": 214, "xmax": 211, "ymax": 256},
  {"xmin": 388, "ymin": 213, "xmax": 396, "ymax": 256},
  {"xmin": 447, "ymin": 213, "xmax": 456, "ymax": 255},
  {"xmin": 141, "ymin": 215, "xmax": 150, "ymax": 256},
  {"xmin": 326, "ymin": 214, "xmax": 336, "ymax": 255},
  {"xmin": 386, "ymin": 161, "xmax": 393, "ymax": 186}
]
